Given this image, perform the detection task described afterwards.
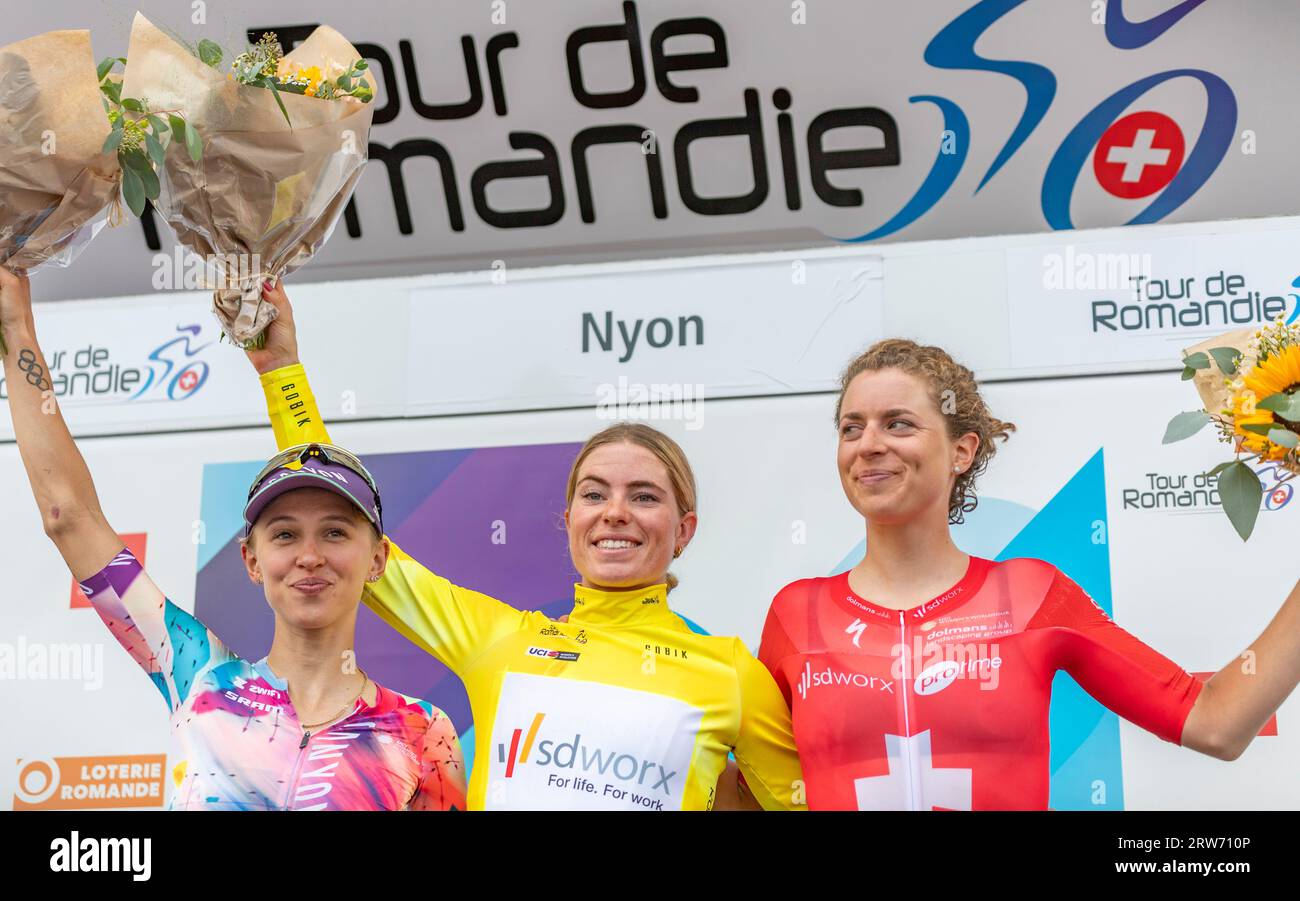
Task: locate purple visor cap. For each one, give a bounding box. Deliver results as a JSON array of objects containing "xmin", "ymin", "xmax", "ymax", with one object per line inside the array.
[{"xmin": 243, "ymin": 457, "xmax": 383, "ymax": 537}]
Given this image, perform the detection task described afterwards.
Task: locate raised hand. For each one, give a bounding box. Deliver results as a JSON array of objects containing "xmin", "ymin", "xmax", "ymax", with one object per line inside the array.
[{"xmin": 245, "ymin": 279, "xmax": 301, "ymax": 375}]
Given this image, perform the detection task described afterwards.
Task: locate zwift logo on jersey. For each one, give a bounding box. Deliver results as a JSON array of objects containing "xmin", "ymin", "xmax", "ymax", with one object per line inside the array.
[
  {"xmin": 497, "ymin": 712, "xmax": 678, "ymax": 809},
  {"xmin": 796, "ymin": 662, "xmax": 894, "ymax": 700}
]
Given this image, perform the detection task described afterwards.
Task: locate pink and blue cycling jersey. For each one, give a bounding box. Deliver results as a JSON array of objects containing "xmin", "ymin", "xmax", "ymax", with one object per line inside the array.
[{"xmin": 80, "ymin": 548, "xmax": 466, "ymax": 811}]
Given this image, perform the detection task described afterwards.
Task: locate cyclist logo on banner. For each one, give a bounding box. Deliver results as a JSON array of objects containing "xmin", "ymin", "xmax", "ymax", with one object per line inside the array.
[
  {"xmin": 841, "ymin": 0, "xmax": 1230, "ymax": 243},
  {"xmin": 130, "ymin": 323, "xmax": 215, "ymax": 403}
]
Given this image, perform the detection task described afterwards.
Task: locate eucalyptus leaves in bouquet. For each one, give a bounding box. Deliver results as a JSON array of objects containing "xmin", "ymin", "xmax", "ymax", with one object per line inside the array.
[{"xmin": 97, "ymin": 56, "xmax": 203, "ymax": 217}]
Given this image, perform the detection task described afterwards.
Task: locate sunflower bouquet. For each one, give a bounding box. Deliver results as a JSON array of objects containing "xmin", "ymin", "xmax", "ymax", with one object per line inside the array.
[
  {"xmin": 1164, "ymin": 315, "xmax": 1300, "ymax": 539},
  {"xmin": 121, "ymin": 13, "xmax": 374, "ymax": 349}
]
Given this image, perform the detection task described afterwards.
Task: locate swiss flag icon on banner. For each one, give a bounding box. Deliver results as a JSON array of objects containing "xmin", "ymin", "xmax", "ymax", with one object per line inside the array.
[
  {"xmin": 70, "ymin": 533, "xmax": 147, "ymax": 608},
  {"xmin": 1093, "ymin": 110, "xmax": 1186, "ymax": 199},
  {"xmin": 1193, "ymin": 672, "xmax": 1278, "ymax": 737}
]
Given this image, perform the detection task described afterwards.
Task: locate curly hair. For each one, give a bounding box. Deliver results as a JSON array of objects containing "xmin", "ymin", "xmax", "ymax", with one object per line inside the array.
[
  {"xmin": 834, "ymin": 338, "xmax": 1016, "ymax": 524},
  {"xmin": 565, "ymin": 422, "xmax": 697, "ymax": 593}
]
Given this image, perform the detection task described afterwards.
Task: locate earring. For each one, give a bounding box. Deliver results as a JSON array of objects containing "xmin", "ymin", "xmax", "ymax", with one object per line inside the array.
[
  {"xmin": 253, "ymin": 575, "xmax": 263, "ymax": 584},
  {"xmin": 673, "ymin": 547, "xmax": 682, "ymax": 559},
  {"xmin": 953, "ymin": 465, "xmax": 962, "ymax": 473},
  {"xmin": 367, "ymin": 575, "xmax": 381, "ymax": 583}
]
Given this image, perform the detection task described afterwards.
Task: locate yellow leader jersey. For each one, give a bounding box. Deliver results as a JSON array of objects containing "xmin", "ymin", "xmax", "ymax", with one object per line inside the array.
[{"xmin": 259, "ymin": 364, "xmax": 805, "ymax": 811}]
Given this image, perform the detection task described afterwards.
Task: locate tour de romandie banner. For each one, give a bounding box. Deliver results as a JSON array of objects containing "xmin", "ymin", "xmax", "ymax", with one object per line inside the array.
[{"xmin": 10, "ymin": 0, "xmax": 1297, "ymax": 302}]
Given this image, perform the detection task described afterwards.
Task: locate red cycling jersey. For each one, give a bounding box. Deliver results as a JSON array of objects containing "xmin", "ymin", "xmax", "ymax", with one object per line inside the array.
[{"xmin": 758, "ymin": 556, "xmax": 1204, "ymax": 810}]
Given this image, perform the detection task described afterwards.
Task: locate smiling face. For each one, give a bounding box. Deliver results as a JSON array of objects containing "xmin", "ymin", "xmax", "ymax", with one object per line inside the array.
[
  {"xmin": 564, "ymin": 442, "xmax": 697, "ymax": 592},
  {"xmin": 836, "ymin": 368, "xmax": 979, "ymax": 525},
  {"xmin": 241, "ymin": 487, "xmax": 387, "ymax": 632}
]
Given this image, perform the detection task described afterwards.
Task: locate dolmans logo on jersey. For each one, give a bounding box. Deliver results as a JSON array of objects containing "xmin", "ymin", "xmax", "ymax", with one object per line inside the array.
[{"xmin": 488, "ymin": 673, "xmax": 700, "ymax": 810}]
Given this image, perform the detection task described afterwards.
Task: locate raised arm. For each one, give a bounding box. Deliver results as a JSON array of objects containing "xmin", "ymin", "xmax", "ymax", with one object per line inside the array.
[
  {"xmin": 1, "ymin": 268, "xmax": 229, "ymax": 709},
  {"xmin": 1041, "ymin": 565, "xmax": 1300, "ymax": 761},
  {"xmin": 1180, "ymin": 578, "xmax": 1300, "ymax": 760},
  {"xmin": 1, "ymin": 268, "xmax": 124, "ymax": 579},
  {"xmin": 244, "ymin": 282, "xmax": 524, "ymax": 674}
]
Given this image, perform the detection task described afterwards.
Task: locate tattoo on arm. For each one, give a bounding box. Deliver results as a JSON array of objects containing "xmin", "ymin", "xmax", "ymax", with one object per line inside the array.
[{"xmin": 17, "ymin": 348, "xmax": 52, "ymax": 392}]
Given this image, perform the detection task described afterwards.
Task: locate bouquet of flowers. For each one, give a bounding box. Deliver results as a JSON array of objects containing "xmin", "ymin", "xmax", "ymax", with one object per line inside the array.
[
  {"xmin": 121, "ymin": 14, "xmax": 374, "ymax": 348},
  {"xmin": 1, "ymin": 30, "xmax": 118, "ymax": 355},
  {"xmin": 0, "ymin": 29, "xmax": 203, "ymax": 354},
  {"xmin": 1164, "ymin": 315, "xmax": 1300, "ymax": 539}
]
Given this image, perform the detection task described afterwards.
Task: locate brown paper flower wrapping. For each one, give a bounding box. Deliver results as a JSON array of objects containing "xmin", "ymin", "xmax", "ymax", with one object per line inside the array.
[
  {"xmin": 1182, "ymin": 326, "xmax": 1255, "ymax": 417},
  {"xmin": 0, "ymin": 30, "xmax": 120, "ymax": 276},
  {"xmin": 121, "ymin": 14, "xmax": 373, "ymax": 344}
]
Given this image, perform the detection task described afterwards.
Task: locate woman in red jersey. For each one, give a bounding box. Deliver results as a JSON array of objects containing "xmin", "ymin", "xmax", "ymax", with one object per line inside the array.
[{"xmin": 758, "ymin": 338, "xmax": 1300, "ymax": 810}]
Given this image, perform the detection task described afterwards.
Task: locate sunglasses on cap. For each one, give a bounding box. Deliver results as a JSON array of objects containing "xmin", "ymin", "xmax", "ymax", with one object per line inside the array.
[{"xmin": 245, "ymin": 442, "xmax": 384, "ymax": 534}]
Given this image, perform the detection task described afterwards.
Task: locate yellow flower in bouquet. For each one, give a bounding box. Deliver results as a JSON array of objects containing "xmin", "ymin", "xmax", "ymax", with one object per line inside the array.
[
  {"xmin": 1232, "ymin": 339, "xmax": 1300, "ymax": 461},
  {"xmin": 277, "ymin": 60, "xmax": 324, "ymax": 97}
]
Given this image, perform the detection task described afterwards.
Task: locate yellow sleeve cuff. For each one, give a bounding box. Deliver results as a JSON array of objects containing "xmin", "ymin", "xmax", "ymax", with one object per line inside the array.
[{"xmin": 259, "ymin": 363, "xmax": 332, "ymax": 448}]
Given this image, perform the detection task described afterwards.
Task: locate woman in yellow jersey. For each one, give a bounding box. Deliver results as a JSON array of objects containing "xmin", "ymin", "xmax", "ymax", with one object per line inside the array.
[{"xmin": 239, "ymin": 281, "xmax": 804, "ymax": 811}]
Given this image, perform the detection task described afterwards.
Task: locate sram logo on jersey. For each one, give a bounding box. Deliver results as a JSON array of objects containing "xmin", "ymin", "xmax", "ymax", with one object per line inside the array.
[
  {"xmin": 526, "ymin": 647, "xmax": 580, "ymax": 662},
  {"xmin": 488, "ymin": 673, "xmax": 701, "ymax": 810},
  {"xmin": 796, "ymin": 662, "xmax": 894, "ymax": 699}
]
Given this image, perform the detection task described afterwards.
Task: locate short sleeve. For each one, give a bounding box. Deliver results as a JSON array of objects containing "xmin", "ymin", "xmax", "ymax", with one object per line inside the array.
[
  {"xmin": 1028, "ymin": 567, "xmax": 1203, "ymax": 745},
  {"xmin": 757, "ymin": 594, "xmax": 799, "ymax": 708},
  {"xmin": 409, "ymin": 707, "xmax": 468, "ymax": 811},
  {"xmin": 79, "ymin": 548, "xmax": 233, "ymax": 712},
  {"xmin": 732, "ymin": 641, "xmax": 806, "ymax": 811}
]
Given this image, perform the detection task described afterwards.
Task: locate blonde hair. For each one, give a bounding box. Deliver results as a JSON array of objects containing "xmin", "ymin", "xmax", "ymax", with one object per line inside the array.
[
  {"xmin": 565, "ymin": 423, "xmax": 697, "ymax": 592},
  {"xmin": 835, "ymin": 338, "xmax": 1016, "ymax": 524}
]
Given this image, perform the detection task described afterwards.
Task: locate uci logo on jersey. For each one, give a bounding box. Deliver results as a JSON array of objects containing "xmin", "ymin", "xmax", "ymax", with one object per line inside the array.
[{"xmin": 526, "ymin": 646, "xmax": 580, "ymax": 662}]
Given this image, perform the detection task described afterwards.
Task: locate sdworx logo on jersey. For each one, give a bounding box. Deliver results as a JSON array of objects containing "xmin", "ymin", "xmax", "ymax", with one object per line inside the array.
[{"xmin": 488, "ymin": 673, "xmax": 701, "ymax": 810}]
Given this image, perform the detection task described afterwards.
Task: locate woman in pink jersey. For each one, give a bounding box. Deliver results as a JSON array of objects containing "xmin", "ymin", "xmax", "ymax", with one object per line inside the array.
[
  {"xmin": 0, "ymin": 267, "xmax": 466, "ymax": 810},
  {"xmin": 758, "ymin": 338, "xmax": 1300, "ymax": 810}
]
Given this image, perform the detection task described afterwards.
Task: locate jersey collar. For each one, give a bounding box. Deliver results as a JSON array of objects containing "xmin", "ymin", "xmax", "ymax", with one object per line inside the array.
[
  {"xmin": 834, "ymin": 556, "xmax": 994, "ymax": 624},
  {"xmin": 569, "ymin": 582, "xmax": 677, "ymax": 629},
  {"xmin": 253, "ymin": 656, "xmax": 387, "ymax": 713}
]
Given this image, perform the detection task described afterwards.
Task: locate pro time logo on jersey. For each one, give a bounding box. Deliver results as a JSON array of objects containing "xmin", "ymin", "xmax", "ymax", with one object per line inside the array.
[
  {"xmin": 914, "ymin": 657, "xmax": 1003, "ymax": 696},
  {"xmin": 488, "ymin": 673, "xmax": 700, "ymax": 810}
]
